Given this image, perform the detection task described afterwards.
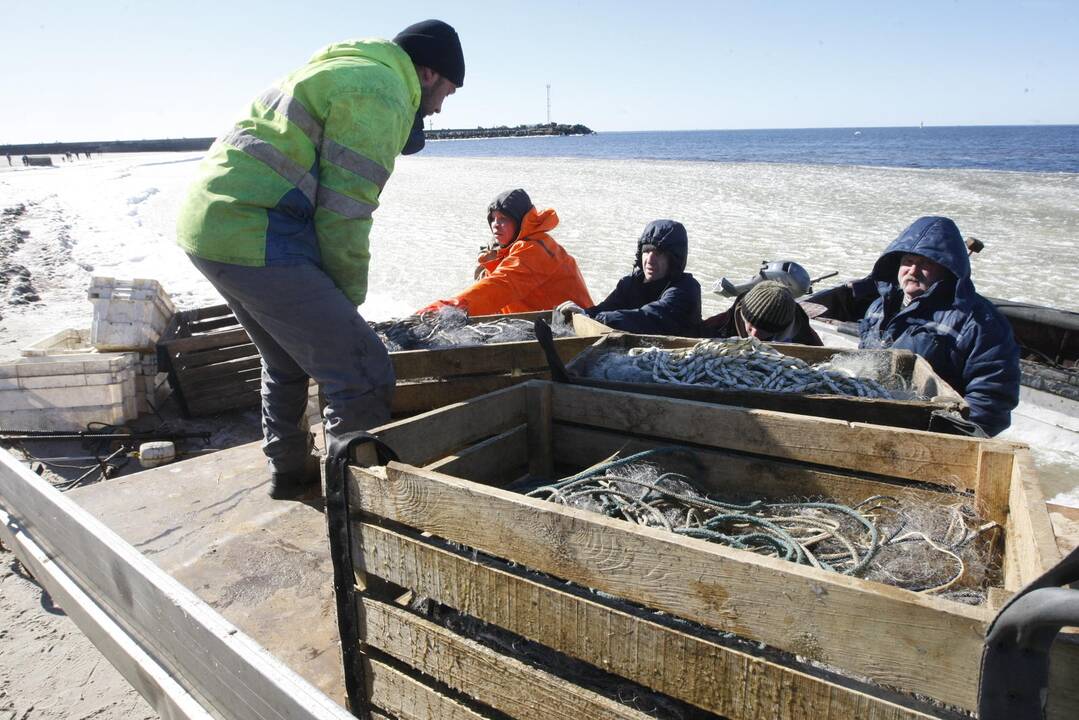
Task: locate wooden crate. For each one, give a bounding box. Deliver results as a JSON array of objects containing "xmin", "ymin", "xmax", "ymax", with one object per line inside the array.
[
  {"xmin": 328, "ymin": 380, "xmax": 1078, "ymax": 720},
  {"xmin": 156, "ymin": 304, "xmax": 606, "ymax": 417},
  {"xmin": 563, "ymin": 332, "xmax": 966, "ymax": 431}
]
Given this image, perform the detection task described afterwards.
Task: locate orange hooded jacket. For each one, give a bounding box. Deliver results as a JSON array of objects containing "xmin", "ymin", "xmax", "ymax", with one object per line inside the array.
[{"xmin": 442, "ymin": 206, "xmax": 593, "ymax": 315}]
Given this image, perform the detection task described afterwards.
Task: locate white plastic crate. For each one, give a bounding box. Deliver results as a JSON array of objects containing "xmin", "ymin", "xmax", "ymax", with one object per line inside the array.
[
  {"xmin": 134, "ymin": 352, "xmax": 171, "ymax": 414},
  {"xmin": 20, "ymin": 328, "xmax": 94, "ymax": 356},
  {"xmin": 21, "ymin": 328, "xmax": 168, "ymax": 415},
  {"xmin": 88, "ymin": 277, "xmax": 176, "ymax": 351},
  {"xmin": 0, "ymin": 353, "xmax": 138, "ymax": 431}
]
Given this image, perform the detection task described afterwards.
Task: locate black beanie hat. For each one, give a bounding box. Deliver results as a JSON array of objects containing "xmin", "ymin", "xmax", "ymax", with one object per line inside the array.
[
  {"xmin": 487, "ymin": 188, "xmax": 533, "ymax": 225},
  {"xmin": 394, "ymin": 19, "xmax": 465, "ymax": 87},
  {"xmin": 741, "ymin": 281, "xmax": 796, "ymax": 333}
]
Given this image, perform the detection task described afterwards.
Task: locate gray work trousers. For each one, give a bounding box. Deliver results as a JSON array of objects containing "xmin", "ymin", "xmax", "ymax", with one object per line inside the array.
[{"xmin": 188, "ymin": 255, "xmax": 395, "ymax": 474}]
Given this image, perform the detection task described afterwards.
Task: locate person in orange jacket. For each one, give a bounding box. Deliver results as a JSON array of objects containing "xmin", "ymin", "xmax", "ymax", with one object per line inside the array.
[{"xmin": 418, "ymin": 188, "xmax": 593, "ymax": 316}]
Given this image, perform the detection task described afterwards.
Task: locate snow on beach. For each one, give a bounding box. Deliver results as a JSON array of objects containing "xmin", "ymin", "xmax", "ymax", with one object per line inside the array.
[{"xmin": 1, "ymin": 150, "xmax": 1078, "ymax": 504}]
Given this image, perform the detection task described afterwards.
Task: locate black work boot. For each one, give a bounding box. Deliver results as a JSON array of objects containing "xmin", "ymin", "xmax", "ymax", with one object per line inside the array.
[{"xmin": 268, "ymin": 453, "xmax": 322, "ymax": 500}]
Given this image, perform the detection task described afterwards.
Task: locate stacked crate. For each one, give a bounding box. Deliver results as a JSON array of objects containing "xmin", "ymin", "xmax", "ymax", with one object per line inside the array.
[{"xmin": 327, "ymin": 380, "xmax": 1076, "ymax": 719}]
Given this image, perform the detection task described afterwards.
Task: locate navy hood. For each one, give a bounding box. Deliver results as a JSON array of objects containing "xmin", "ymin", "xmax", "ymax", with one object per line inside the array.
[
  {"xmin": 635, "ymin": 219, "xmax": 688, "ymax": 279},
  {"xmin": 871, "ymin": 216, "xmax": 976, "ymax": 307}
]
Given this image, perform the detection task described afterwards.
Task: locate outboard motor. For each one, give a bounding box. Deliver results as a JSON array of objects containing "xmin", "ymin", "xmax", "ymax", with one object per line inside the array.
[{"xmin": 712, "ymin": 260, "xmax": 814, "ymax": 299}]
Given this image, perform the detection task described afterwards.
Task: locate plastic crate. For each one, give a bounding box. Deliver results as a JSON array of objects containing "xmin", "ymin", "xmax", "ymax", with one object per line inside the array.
[
  {"xmin": 20, "ymin": 328, "xmax": 168, "ymax": 416},
  {"xmin": 88, "ymin": 277, "xmax": 175, "ymax": 351},
  {"xmin": 20, "ymin": 327, "xmax": 94, "ymax": 356},
  {"xmin": 0, "ymin": 353, "xmax": 138, "ymax": 431}
]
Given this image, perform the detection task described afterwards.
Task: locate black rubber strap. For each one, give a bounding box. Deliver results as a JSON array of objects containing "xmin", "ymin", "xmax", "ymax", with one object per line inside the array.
[
  {"xmin": 533, "ymin": 317, "xmax": 570, "ymax": 383},
  {"xmin": 979, "ymin": 545, "xmax": 1079, "ymax": 719},
  {"xmin": 324, "ymin": 431, "xmax": 399, "ymax": 718}
]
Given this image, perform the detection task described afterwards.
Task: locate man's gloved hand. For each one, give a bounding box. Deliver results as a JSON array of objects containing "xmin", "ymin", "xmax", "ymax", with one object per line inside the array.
[{"xmin": 555, "ymin": 300, "xmax": 585, "ymax": 320}]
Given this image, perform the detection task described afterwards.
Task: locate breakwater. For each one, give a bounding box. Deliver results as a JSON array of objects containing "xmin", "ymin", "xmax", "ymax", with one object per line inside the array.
[{"xmin": 426, "ymin": 123, "xmax": 593, "ymax": 140}]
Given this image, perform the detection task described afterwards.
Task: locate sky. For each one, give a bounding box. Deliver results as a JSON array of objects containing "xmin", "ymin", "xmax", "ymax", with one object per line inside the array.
[{"xmin": 3, "ymin": 1, "xmax": 1078, "ymax": 144}]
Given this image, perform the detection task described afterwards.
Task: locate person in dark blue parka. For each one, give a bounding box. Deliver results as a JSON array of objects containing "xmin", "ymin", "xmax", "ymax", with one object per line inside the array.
[
  {"xmin": 859, "ymin": 216, "xmax": 1020, "ymax": 436},
  {"xmin": 558, "ymin": 220, "xmax": 702, "ymax": 336}
]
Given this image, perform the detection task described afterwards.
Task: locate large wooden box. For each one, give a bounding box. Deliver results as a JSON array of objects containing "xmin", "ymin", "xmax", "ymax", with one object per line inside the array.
[
  {"xmin": 155, "ymin": 305, "xmax": 606, "ymax": 417},
  {"xmin": 329, "ymin": 380, "xmax": 1077, "ymax": 719},
  {"xmin": 562, "ymin": 332, "xmax": 966, "ymax": 431}
]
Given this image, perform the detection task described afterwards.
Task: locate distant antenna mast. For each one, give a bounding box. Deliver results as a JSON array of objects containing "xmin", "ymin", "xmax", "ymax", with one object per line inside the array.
[{"xmin": 546, "ymin": 83, "xmax": 551, "ymax": 124}]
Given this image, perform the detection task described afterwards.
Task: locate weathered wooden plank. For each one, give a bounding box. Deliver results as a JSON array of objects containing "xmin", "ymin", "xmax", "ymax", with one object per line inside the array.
[
  {"xmin": 356, "ymin": 522, "xmax": 940, "ymax": 720},
  {"xmin": 360, "ymin": 597, "xmax": 657, "ymax": 720},
  {"xmin": 0, "ymin": 508, "xmax": 213, "ymax": 720},
  {"xmin": 0, "ymin": 448, "xmax": 353, "ymax": 720},
  {"xmin": 365, "ymin": 657, "xmax": 492, "ymax": 720},
  {"xmin": 162, "ymin": 328, "xmax": 253, "ymax": 355},
  {"xmin": 424, "ymin": 424, "xmax": 528, "ymax": 486},
  {"xmin": 550, "ymin": 424, "xmax": 964, "ymax": 508},
  {"xmin": 371, "ymin": 384, "xmax": 529, "ymax": 467},
  {"xmin": 391, "ymin": 373, "xmax": 546, "ymax": 418},
  {"xmin": 174, "ymin": 343, "xmax": 258, "ymax": 370},
  {"xmin": 525, "ymin": 382, "xmax": 553, "ymax": 478},
  {"xmin": 179, "ymin": 356, "xmax": 261, "ymax": 384},
  {"xmin": 186, "ymin": 315, "xmax": 243, "ymax": 334},
  {"xmin": 975, "ymin": 445, "xmax": 1014, "ymax": 526},
  {"xmin": 1004, "ymin": 450, "xmax": 1061, "ymax": 589},
  {"xmin": 390, "ymin": 336, "xmax": 595, "ymax": 381},
  {"xmin": 550, "ymin": 383, "xmax": 983, "ymax": 488},
  {"xmin": 350, "ymin": 462, "xmax": 992, "ymax": 709}
]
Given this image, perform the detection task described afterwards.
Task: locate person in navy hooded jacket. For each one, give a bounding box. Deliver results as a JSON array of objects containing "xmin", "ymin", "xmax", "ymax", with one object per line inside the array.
[
  {"xmin": 557, "ymin": 219, "xmax": 701, "ymax": 336},
  {"xmin": 859, "ymin": 216, "xmax": 1020, "ymax": 437}
]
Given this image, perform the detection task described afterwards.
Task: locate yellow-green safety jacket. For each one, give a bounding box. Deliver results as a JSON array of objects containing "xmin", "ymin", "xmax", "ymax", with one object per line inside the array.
[{"xmin": 176, "ymin": 39, "xmax": 420, "ymax": 305}]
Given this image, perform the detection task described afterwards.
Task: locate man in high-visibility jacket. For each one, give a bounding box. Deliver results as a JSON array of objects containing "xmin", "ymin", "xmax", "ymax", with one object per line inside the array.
[
  {"xmin": 418, "ymin": 188, "xmax": 593, "ymax": 316},
  {"xmin": 177, "ymin": 20, "xmax": 464, "ymax": 499}
]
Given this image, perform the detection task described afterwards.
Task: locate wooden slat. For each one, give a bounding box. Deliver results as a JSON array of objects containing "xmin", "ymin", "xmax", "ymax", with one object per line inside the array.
[
  {"xmin": 365, "ymin": 657, "xmax": 492, "ymax": 720},
  {"xmin": 1004, "ymin": 450, "xmax": 1061, "ymax": 589},
  {"xmin": 391, "ymin": 373, "xmax": 545, "ymax": 418},
  {"xmin": 0, "ymin": 508, "xmax": 214, "ymax": 720},
  {"xmin": 173, "ymin": 343, "xmax": 258, "ymax": 370},
  {"xmin": 360, "ymin": 597, "xmax": 656, "ymax": 720},
  {"xmin": 372, "ymin": 384, "xmax": 529, "ymax": 467},
  {"xmin": 187, "ymin": 316, "xmax": 243, "ymax": 334},
  {"xmin": 0, "ymin": 448, "xmax": 353, "ymax": 720},
  {"xmin": 424, "ymin": 424, "xmax": 528, "ymax": 486},
  {"xmin": 975, "ymin": 445, "xmax": 1014, "ymax": 526},
  {"xmin": 163, "ymin": 328, "xmax": 253, "ymax": 354},
  {"xmin": 525, "ymin": 383, "xmax": 553, "ymax": 478},
  {"xmin": 550, "ymin": 424, "xmax": 965, "ymax": 508},
  {"xmin": 550, "ymin": 383, "xmax": 983, "ymax": 489},
  {"xmin": 179, "ymin": 356, "xmax": 261, "ymax": 384},
  {"xmin": 390, "ymin": 337, "xmax": 595, "ymax": 382},
  {"xmin": 350, "ymin": 462, "xmax": 992, "ymax": 709},
  {"xmin": 356, "ymin": 522, "xmax": 940, "ymax": 720}
]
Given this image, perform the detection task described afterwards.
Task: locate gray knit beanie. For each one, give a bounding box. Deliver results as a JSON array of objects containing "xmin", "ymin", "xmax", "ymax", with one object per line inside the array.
[{"xmin": 741, "ymin": 281, "xmax": 795, "ymax": 333}]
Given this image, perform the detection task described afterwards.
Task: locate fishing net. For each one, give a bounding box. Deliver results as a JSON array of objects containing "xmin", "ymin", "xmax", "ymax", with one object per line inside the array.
[
  {"xmin": 525, "ymin": 448, "xmax": 995, "ymax": 604},
  {"xmin": 582, "ymin": 337, "xmax": 923, "ymax": 400},
  {"xmin": 371, "ymin": 306, "xmax": 575, "ymax": 351}
]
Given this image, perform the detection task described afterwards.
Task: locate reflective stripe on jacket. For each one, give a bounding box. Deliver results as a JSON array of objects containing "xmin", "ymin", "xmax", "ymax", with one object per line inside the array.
[
  {"xmin": 450, "ymin": 207, "xmax": 593, "ymax": 315},
  {"xmin": 176, "ymin": 39, "xmax": 419, "ymax": 305}
]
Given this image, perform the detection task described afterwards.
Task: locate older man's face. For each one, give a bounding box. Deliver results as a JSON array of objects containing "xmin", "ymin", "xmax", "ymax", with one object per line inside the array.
[{"xmin": 897, "ymin": 253, "xmax": 949, "ymax": 300}]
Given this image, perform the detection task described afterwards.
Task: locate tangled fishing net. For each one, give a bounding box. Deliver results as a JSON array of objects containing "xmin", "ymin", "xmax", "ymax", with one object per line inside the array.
[
  {"xmin": 527, "ymin": 448, "xmax": 995, "ymax": 604},
  {"xmin": 582, "ymin": 336, "xmax": 922, "ymax": 400},
  {"xmin": 371, "ymin": 306, "xmax": 575, "ymax": 351}
]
